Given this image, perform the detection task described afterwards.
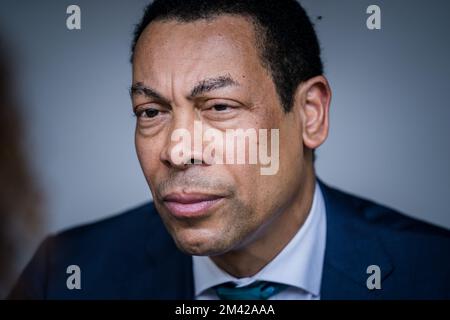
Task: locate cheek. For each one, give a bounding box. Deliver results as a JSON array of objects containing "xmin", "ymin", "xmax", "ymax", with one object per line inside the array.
[
  {"xmin": 249, "ymin": 130, "xmax": 304, "ymax": 218},
  {"xmin": 280, "ymin": 121, "xmax": 304, "ymax": 172},
  {"xmin": 224, "ymin": 163, "xmax": 274, "ymax": 227},
  {"xmin": 259, "ymin": 129, "xmax": 304, "ymax": 208},
  {"xmin": 225, "ymin": 164, "xmax": 259, "ymax": 198},
  {"xmin": 135, "ymin": 135, "xmax": 163, "ymax": 178}
]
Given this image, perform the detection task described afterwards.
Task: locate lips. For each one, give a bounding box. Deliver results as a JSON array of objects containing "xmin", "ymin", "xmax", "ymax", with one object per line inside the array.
[{"xmin": 162, "ymin": 193, "xmax": 224, "ymax": 218}]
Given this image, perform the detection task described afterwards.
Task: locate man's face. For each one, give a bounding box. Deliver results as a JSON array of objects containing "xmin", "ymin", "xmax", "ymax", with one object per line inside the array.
[{"xmin": 132, "ymin": 15, "xmax": 307, "ymax": 256}]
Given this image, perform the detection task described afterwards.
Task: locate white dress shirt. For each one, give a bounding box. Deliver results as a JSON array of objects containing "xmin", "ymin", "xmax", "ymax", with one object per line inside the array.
[{"xmin": 192, "ymin": 182, "xmax": 327, "ymax": 300}]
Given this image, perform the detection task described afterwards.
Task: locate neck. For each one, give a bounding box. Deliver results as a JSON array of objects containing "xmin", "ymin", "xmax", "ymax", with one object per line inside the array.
[{"xmin": 211, "ymin": 165, "xmax": 316, "ymax": 278}]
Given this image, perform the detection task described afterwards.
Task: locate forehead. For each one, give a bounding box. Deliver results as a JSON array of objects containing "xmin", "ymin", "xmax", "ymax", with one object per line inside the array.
[{"xmin": 132, "ymin": 15, "xmax": 267, "ymax": 85}]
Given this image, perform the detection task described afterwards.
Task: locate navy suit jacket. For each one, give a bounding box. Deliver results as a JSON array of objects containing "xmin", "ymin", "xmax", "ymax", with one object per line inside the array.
[{"xmin": 9, "ymin": 181, "xmax": 450, "ymax": 299}]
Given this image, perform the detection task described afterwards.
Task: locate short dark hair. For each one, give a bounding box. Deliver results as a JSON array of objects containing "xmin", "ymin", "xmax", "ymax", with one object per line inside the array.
[{"xmin": 131, "ymin": 0, "xmax": 323, "ymax": 113}]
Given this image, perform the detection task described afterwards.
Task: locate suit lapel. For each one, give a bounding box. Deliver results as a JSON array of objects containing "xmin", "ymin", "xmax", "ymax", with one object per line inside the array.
[
  {"xmin": 119, "ymin": 252, "xmax": 194, "ymax": 299},
  {"xmin": 120, "ymin": 208, "xmax": 195, "ymax": 300},
  {"xmin": 318, "ymin": 181, "xmax": 394, "ymax": 299}
]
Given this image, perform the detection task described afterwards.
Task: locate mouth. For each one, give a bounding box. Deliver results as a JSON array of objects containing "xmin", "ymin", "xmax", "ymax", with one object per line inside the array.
[{"xmin": 162, "ymin": 192, "xmax": 225, "ymax": 219}]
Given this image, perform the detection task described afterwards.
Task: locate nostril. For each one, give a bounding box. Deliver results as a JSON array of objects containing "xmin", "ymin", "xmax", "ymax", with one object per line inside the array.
[
  {"xmin": 189, "ymin": 158, "xmax": 203, "ymax": 165},
  {"xmin": 162, "ymin": 159, "xmax": 172, "ymax": 168}
]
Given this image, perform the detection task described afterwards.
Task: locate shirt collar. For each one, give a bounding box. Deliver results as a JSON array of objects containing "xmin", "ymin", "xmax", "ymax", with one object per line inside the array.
[{"xmin": 193, "ymin": 182, "xmax": 327, "ymax": 297}]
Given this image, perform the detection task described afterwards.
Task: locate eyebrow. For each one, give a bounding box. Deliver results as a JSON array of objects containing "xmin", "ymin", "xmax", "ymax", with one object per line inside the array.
[
  {"xmin": 189, "ymin": 75, "xmax": 239, "ymax": 97},
  {"xmin": 130, "ymin": 75, "xmax": 240, "ymax": 103},
  {"xmin": 130, "ymin": 82, "xmax": 168, "ymax": 104}
]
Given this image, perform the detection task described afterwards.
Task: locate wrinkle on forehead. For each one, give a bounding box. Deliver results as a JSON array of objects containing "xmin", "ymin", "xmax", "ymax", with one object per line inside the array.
[{"xmin": 132, "ymin": 15, "xmax": 270, "ymax": 100}]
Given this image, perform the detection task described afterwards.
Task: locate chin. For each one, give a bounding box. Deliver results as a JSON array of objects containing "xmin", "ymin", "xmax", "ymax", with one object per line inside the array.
[{"xmin": 171, "ymin": 228, "xmax": 234, "ymax": 256}]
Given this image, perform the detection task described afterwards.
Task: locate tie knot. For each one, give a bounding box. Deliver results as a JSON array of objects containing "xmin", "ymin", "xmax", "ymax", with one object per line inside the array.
[{"xmin": 214, "ymin": 281, "xmax": 288, "ymax": 300}]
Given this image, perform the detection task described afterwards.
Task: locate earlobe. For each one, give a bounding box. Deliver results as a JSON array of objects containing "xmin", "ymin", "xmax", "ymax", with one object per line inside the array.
[{"xmin": 298, "ymin": 76, "xmax": 332, "ymax": 150}]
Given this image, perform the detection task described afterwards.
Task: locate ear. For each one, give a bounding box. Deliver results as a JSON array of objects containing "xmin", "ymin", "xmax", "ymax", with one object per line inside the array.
[{"xmin": 294, "ymin": 75, "xmax": 332, "ymax": 150}]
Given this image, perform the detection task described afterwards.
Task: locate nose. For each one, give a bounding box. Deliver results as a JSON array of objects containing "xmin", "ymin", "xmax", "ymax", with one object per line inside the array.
[{"xmin": 160, "ymin": 112, "xmax": 207, "ymax": 170}]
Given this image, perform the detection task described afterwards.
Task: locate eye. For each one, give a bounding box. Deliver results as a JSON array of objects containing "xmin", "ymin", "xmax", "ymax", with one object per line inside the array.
[
  {"xmin": 202, "ymin": 102, "xmax": 240, "ymax": 121},
  {"xmin": 136, "ymin": 107, "xmax": 160, "ymax": 118},
  {"xmin": 144, "ymin": 108, "xmax": 160, "ymax": 118},
  {"xmin": 211, "ymin": 104, "xmax": 232, "ymax": 112}
]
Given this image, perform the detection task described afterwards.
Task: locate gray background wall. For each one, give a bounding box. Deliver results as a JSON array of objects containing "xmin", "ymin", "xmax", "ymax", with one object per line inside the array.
[{"xmin": 1, "ymin": 0, "xmax": 449, "ymax": 245}]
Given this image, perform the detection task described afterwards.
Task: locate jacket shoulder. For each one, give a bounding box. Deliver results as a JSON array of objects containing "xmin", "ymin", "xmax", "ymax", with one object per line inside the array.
[
  {"xmin": 53, "ymin": 202, "xmax": 159, "ymax": 249},
  {"xmin": 322, "ymin": 183, "xmax": 450, "ymax": 298},
  {"xmin": 326, "ymin": 184, "xmax": 450, "ymax": 238},
  {"xmin": 8, "ymin": 202, "xmax": 174, "ymax": 299}
]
